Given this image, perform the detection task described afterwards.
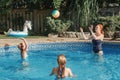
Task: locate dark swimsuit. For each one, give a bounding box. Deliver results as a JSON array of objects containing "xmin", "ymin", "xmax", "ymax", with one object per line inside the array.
[
  {"xmin": 60, "ymin": 68, "xmax": 63, "ymax": 78},
  {"xmin": 92, "ymin": 39, "xmax": 103, "ymax": 53},
  {"xmin": 55, "ymin": 68, "xmax": 63, "ymax": 80}
]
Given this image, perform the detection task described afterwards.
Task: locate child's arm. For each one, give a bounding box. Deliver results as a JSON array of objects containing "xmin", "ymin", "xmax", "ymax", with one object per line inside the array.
[
  {"xmin": 50, "ymin": 68, "xmax": 56, "ymax": 76},
  {"xmin": 68, "ymin": 68, "xmax": 77, "ymax": 78}
]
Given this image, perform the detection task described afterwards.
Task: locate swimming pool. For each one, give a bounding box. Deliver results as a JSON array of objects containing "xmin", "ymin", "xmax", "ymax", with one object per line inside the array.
[{"xmin": 0, "ymin": 42, "xmax": 120, "ymax": 80}]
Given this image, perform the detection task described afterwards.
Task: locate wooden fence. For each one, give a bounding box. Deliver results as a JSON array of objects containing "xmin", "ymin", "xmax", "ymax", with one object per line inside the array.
[{"xmin": 0, "ymin": 9, "xmax": 52, "ymax": 35}]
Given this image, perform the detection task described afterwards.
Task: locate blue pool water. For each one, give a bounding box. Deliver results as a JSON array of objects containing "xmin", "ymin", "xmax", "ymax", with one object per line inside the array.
[{"xmin": 0, "ymin": 42, "xmax": 120, "ymax": 80}]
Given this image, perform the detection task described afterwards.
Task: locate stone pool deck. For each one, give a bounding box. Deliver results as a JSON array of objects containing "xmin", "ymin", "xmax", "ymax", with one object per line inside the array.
[{"xmin": 0, "ymin": 37, "xmax": 120, "ymax": 47}]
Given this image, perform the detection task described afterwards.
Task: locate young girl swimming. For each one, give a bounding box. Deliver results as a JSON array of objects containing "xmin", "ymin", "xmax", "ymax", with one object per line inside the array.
[{"xmin": 50, "ymin": 54, "xmax": 73, "ymax": 79}]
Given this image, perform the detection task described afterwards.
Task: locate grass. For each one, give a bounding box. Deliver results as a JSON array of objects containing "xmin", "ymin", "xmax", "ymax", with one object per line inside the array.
[{"xmin": 0, "ymin": 34, "xmax": 48, "ymax": 39}]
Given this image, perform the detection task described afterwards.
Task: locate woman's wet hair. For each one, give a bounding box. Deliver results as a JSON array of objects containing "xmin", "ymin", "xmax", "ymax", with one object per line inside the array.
[{"xmin": 97, "ymin": 24, "xmax": 104, "ymax": 35}]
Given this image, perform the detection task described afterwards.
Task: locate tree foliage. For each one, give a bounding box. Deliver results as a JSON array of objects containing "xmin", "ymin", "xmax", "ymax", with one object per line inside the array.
[
  {"xmin": 0, "ymin": 0, "xmax": 13, "ymax": 14},
  {"xmin": 0, "ymin": 0, "xmax": 119, "ymax": 32},
  {"xmin": 53, "ymin": 0, "xmax": 63, "ymax": 9},
  {"xmin": 61, "ymin": 0, "xmax": 99, "ymax": 30}
]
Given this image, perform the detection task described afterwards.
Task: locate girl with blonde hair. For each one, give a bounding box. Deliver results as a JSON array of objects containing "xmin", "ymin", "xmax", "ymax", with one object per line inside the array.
[{"xmin": 50, "ymin": 54, "xmax": 73, "ymax": 79}]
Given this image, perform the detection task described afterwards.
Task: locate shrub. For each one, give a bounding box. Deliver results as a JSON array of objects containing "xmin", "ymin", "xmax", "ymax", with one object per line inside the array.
[
  {"xmin": 94, "ymin": 15, "xmax": 120, "ymax": 38},
  {"xmin": 46, "ymin": 17, "xmax": 73, "ymax": 34}
]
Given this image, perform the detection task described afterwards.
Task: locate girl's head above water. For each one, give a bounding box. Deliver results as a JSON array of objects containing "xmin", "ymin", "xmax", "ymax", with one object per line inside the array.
[{"xmin": 57, "ymin": 54, "xmax": 66, "ymax": 66}]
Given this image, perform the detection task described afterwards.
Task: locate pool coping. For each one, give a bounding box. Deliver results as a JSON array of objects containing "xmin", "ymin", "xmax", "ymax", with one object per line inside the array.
[{"xmin": 0, "ymin": 38, "xmax": 120, "ymax": 48}]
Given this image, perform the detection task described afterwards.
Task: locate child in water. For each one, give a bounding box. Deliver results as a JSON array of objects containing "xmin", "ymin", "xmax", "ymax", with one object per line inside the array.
[
  {"xmin": 18, "ymin": 38, "xmax": 28, "ymax": 66},
  {"xmin": 50, "ymin": 54, "xmax": 74, "ymax": 79}
]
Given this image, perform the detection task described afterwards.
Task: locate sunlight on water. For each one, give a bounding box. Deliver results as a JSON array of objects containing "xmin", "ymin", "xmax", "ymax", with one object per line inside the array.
[{"xmin": 0, "ymin": 42, "xmax": 120, "ymax": 80}]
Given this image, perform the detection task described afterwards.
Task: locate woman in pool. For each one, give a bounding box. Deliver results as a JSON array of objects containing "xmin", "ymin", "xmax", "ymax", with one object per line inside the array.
[
  {"xmin": 80, "ymin": 24, "xmax": 104, "ymax": 56},
  {"xmin": 50, "ymin": 54, "xmax": 73, "ymax": 79},
  {"xmin": 18, "ymin": 38, "xmax": 28, "ymax": 66}
]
